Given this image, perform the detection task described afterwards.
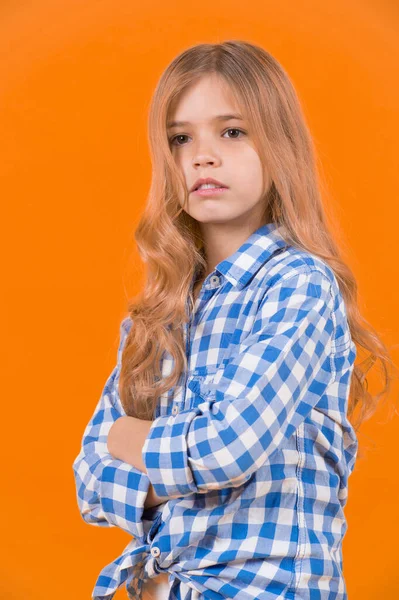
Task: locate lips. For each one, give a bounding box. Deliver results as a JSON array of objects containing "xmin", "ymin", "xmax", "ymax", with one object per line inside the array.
[
  {"xmin": 191, "ymin": 178, "xmax": 228, "ymax": 192},
  {"xmin": 193, "ymin": 186, "xmax": 229, "ymax": 197}
]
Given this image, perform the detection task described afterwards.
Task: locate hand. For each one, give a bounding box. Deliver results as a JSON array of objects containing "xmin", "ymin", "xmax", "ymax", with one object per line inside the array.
[
  {"xmin": 107, "ymin": 416, "xmax": 169, "ymax": 506},
  {"xmin": 107, "ymin": 415, "xmax": 152, "ymax": 473}
]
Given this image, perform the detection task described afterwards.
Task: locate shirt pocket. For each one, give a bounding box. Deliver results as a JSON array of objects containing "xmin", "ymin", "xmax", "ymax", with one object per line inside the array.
[{"xmin": 186, "ymin": 365, "xmax": 219, "ymax": 408}]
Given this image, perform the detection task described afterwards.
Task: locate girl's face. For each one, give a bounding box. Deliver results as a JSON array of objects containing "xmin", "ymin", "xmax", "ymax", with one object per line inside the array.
[{"xmin": 167, "ymin": 73, "xmax": 272, "ymax": 228}]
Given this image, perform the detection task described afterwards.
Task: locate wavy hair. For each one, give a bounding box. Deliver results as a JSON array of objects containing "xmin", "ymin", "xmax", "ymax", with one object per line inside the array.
[{"xmin": 119, "ymin": 40, "xmax": 398, "ymax": 459}]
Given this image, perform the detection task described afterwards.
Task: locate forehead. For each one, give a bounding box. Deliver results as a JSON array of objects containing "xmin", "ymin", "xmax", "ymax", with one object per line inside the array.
[{"xmin": 167, "ymin": 75, "xmax": 244, "ymax": 128}]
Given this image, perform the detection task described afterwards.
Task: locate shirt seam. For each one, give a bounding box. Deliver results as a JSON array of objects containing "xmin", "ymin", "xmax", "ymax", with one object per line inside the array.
[{"xmin": 287, "ymin": 421, "xmax": 307, "ymax": 596}]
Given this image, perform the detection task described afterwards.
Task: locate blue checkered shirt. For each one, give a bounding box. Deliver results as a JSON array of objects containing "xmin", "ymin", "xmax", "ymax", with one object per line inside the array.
[{"xmin": 72, "ymin": 222, "xmax": 358, "ymax": 600}]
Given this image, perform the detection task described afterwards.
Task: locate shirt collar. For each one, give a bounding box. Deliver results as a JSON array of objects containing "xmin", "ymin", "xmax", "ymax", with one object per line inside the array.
[{"xmin": 212, "ymin": 221, "xmax": 290, "ymax": 290}]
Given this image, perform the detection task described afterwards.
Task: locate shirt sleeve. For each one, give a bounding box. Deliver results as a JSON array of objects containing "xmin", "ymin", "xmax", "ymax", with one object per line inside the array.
[
  {"xmin": 142, "ymin": 267, "xmax": 337, "ymax": 499},
  {"xmin": 72, "ymin": 317, "xmax": 154, "ymax": 544}
]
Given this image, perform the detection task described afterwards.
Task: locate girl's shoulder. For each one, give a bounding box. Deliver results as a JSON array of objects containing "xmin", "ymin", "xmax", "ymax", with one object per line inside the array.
[
  {"xmin": 264, "ymin": 246, "xmax": 352, "ymax": 354},
  {"xmin": 266, "ymin": 245, "xmax": 339, "ymax": 295},
  {"xmin": 120, "ymin": 315, "xmax": 133, "ymax": 334},
  {"xmin": 116, "ymin": 315, "xmax": 133, "ymax": 364}
]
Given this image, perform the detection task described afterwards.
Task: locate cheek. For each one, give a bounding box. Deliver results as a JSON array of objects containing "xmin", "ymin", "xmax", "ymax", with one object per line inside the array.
[
  {"xmin": 233, "ymin": 145, "xmax": 263, "ymax": 174},
  {"xmin": 234, "ymin": 159, "xmax": 264, "ymax": 195}
]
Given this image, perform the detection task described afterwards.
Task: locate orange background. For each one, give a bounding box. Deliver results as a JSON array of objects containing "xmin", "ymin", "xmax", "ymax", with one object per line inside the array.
[{"xmin": 1, "ymin": 1, "xmax": 398, "ymax": 598}]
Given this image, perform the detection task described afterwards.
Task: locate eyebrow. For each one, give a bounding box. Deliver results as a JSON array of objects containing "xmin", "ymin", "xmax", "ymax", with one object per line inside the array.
[{"xmin": 167, "ymin": 113, "xmax": 244, "ymax": 129}]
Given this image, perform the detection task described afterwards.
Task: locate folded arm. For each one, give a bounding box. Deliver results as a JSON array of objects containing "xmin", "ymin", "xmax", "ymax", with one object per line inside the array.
[
  {"xmin": 142, "ymin": 267, "xmax": 337, "ymax": 499},
  {"xmin": 107, "ymin": 415, "xmax": 169, "ymax": 509},
  {"xmin": 72, "ymin": 318, "xmax": 162, "ymax": 542}
]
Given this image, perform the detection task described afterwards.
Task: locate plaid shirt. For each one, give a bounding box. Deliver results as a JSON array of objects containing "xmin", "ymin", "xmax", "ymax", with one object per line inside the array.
[{"xmin": 72, "ymin": 221, "xmax": 358, "ymax": 600}]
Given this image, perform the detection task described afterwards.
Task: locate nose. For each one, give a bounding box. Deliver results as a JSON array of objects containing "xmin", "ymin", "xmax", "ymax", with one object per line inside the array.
[
  {"xmin": 193, "ymin": 156, "xmax": 215, "ymax": 167},
  {"xmin": 193, "ymin": 149, "xmax": 222, "ymax": 168}
]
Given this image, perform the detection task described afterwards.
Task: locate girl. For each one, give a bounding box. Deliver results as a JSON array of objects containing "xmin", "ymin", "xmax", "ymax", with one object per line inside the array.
[{"xmin": 72, "ymin": 40, "xmax": 397, "ymax": 600}]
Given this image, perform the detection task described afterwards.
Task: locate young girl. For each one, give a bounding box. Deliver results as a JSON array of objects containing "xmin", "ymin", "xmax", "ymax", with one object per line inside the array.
[{"xmin": 72, "ymin": 40, "xmax": 397, "ymax": 600}]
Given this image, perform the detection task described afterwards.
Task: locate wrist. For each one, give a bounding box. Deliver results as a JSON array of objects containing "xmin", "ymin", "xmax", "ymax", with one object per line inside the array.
[{"xmin": 107, "ymin": 416, "xmax": 127, "ymax": 458}]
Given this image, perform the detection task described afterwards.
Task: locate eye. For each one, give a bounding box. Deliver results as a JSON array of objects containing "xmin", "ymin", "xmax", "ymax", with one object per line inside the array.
[
  {"xmin": 223, "ymin": 128, "xmax": 246, "ymax": 139},
  {"xmin": 169, "ymin": 134, "xmax": 190, "ymax": 146},
  {"xmin": 168, "ymin": 128, "xmax": 246, "ymax": 147}
]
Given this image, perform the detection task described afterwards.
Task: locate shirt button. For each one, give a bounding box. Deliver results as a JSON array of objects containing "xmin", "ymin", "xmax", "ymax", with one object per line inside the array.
[
  {"xmin": 151, "ymin": 546, "xmax": 161, "ymax": 557},
  {"xmin": 172, "ymin": 405, "xmax": 179, "ymax": 415},
  {"xmin": 210, "ymin": 275, "xmax": 220, "ymax": 286}
]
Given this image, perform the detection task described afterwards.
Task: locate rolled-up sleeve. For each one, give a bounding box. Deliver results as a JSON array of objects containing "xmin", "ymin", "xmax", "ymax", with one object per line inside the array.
[
  {"xmin": 142, "ymin": 267, "xmax": 337, "ymax": 499},
  {"xmin": 72, "ymin": 317, "xmax": 152, "ymax": 544}
]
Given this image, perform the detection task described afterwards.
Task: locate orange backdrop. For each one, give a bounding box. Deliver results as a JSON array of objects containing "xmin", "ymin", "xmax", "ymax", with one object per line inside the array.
[{"xmin": 1, "ymin": 1, "xmax": 398, "ymax": 598}]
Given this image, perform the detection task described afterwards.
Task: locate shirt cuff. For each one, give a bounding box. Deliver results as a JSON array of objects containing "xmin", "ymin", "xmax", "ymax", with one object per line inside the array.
[
  {"xmin": 99, "ymin": 458, "xmax": 152, "ymax": 543},
  {"xmin": 142, "ymin": 406, "xmax": 204, "ymax": 498}
]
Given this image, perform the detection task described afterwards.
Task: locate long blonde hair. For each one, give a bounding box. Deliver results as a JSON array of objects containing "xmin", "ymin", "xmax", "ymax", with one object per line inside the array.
[{"xmin": 119, "ymin": 40, "xmax": 398, "ymax": 459}]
